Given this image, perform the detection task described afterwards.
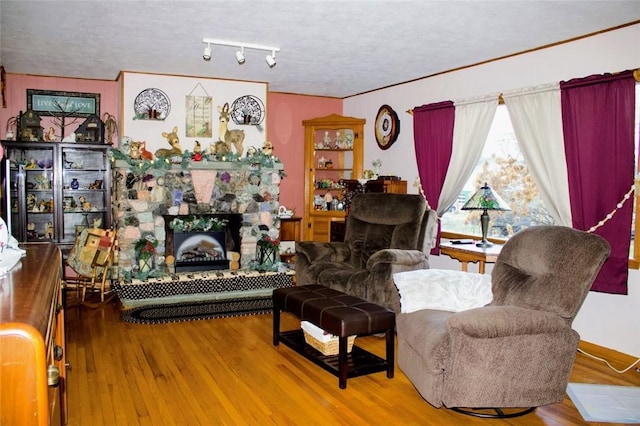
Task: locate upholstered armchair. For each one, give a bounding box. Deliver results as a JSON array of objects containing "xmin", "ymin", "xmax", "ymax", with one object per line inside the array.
[
  {"xmin": 295, "ymin": 193, "xmax": 438, "ymax": 313},
  {"xmin": 395, "ymin": 226, "xmax": 610, "ymax": 417}
]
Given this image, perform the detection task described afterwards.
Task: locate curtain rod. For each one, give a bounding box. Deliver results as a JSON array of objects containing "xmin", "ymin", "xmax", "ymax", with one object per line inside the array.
[{"xmin": 406, "ymin": 68, "xmax": 640, "ymax": 115}]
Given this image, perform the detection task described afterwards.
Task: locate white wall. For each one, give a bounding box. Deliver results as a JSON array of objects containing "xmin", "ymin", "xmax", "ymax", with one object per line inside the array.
[
  {"xmin": 119, "ymin": 72, "xmax": 268, "ymax": 155},
  {"xmin": 344, "ymin": 24, "xmax": 640, "ymax": 357}
]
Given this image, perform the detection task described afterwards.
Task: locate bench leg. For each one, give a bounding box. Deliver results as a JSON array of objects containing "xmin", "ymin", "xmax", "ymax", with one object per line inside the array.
[
  {"xmin": 338, "ymin": 336, "xmax": 348, "ymax": 389},
  {"xmin": 273, "ymin": 307, "xmax": 281, "ymax": 346},
  {"xmin": 386, "ymin": 328, "xmax": 395, "ymax": 379}
]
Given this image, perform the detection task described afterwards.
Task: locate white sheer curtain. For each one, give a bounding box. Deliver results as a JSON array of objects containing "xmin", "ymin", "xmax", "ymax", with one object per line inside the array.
[
  {"xmin": 437, "ymin": 95, "xmax": 499, "ymax": 217},
  {"xmin": 502, "ymin": 83, "xmax": 572, "ymax": 226}
]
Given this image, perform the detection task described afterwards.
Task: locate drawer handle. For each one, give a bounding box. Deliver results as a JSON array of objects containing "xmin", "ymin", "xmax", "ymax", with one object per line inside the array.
[
  {"xmin": 54, "ymin": 345, "xmax": 64, "ymax": 361},
  {"xmin": 47, "ymin": 365, "xmax": 60, "ymax": 387}
]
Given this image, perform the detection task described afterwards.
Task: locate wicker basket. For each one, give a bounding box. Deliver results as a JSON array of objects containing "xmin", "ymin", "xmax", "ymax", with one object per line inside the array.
[{"xmin": 301, "ymin": 321, "xmax": 356, "ymax": 356}]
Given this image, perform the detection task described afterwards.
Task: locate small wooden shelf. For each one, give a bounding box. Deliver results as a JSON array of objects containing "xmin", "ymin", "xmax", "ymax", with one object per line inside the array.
[{"xmin": 277, "ymin": 329, "xmax": 388, "ymax": 383}]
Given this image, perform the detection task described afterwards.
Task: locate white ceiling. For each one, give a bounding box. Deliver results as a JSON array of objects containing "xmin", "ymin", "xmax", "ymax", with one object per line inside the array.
[{"xmin": 1, "ymin": 1, "xmax": 639, "ymax": 98}]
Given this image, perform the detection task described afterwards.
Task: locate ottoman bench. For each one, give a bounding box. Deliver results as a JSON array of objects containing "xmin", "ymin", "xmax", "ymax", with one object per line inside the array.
[{"xmin": 273, "ymin": 284, "xmax": 395, "ymax": 389}]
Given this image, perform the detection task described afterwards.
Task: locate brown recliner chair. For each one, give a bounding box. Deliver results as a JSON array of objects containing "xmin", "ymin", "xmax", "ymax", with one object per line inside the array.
[
  {"xmin": 396, "ymin": 226, "xmax": 610, "ymax": 418},
  {"xmin": 295, "ymin": 193, "xmax": 438, "ymax": 313}
]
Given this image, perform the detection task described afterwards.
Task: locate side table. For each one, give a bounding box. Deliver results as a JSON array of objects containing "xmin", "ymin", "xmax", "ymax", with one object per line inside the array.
[
  {"xmin": 280, "ymin": 216, "xmax": 302, "ymax": 265},
  {"xmin": 440, "ymin": 241, "xmax": 502, "ymax": 274}
]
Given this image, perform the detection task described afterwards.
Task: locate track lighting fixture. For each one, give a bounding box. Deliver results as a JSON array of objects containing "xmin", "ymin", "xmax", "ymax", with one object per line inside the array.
[
  {"xmin": 235, "ymin": 47, "xmax": 245, "ymax": 64},
  {"xmin": 203, "ymin": 43, "xmax": 212, "ymax": 61},
  {"xmin": 202, "ymin": 38, "xmax": 280, "ymax": 68},
  {"xmin": 265, "ymin": 50, "xmax": 276, "ymax": 68}
]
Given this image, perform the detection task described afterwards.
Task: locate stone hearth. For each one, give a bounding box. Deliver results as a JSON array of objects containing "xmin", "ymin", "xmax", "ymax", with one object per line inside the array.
[{"xmin": 112, "ymin": 155, "xmax": 285, "ymax": 280}]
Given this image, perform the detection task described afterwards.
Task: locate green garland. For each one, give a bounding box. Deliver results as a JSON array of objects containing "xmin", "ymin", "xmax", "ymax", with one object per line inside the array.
[
  {"xmin": 109, "ymin": 148, "xmax": 284, "ymax": 177},
  {"xmin": 168, "ymin": 215, "xmax": 228, "ymax": 232}
]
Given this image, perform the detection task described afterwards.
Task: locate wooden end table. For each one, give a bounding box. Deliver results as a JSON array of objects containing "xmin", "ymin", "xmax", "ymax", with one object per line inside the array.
[{"xmin": 440, "ymin": 241, "xmax": 503, "ymax": 274}]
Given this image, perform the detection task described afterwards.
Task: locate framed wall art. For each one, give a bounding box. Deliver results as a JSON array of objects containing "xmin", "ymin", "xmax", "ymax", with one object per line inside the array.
[{"xmin": 27, "ymin": 89, "xmax": 100, "ymax": 118}]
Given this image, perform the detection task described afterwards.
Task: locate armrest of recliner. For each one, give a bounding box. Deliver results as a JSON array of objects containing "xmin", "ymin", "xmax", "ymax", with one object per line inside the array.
[
  {"xmin": 447, "ymin": 305, "xmax": 570, "ymax": 338},
  {"xmin": 366, "ymin": 249, "xmax": 427, "ymax": 271},
  {"xmin": 295, "ymin": 241, "xmax": 351, "ymax": 263}
]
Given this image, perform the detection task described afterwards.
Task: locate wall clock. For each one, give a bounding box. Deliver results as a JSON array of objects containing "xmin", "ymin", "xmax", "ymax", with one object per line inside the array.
[
  {"xmin": 133, "ymin": 88, "xmax": 171, "ymax": 120},
  {"xmin": 230, "ymin": 95, "xmax": 265, "ymax": 125},
  {"xmin": 374, "ymin": 104, "xmax": 400, "ymax": 150}
]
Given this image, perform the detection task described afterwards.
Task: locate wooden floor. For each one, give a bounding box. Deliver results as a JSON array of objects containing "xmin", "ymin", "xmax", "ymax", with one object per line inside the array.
[{"xmin": 64, "ymin": 292, "xmax": 640, "ymax": 426}]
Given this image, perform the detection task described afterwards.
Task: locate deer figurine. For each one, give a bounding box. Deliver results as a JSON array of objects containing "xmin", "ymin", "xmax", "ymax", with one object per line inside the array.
[
  {"xmin": 218, "ymin": 103, "xmax": 245, "ymax": 157},
  {"xmin": 155, "ymin": 126, "xmax": 184, "ymax": 158}
]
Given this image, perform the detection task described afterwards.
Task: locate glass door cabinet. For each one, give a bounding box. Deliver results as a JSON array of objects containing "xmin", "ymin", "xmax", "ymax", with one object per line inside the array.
[{"xmin": 1, "ymin": 141, "xmax": 112, "ymax": 247}]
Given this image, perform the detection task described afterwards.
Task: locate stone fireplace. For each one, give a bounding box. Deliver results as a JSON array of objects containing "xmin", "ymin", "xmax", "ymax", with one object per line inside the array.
[{"xmin": 111, "ymin": 154, "xmax": 285, "ymax": 280}]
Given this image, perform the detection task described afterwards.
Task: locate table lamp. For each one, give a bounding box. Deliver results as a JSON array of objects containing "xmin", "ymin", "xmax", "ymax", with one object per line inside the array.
[{"xmin": 461, "ymin": 182, "xmax": 511, "ymax": 247}]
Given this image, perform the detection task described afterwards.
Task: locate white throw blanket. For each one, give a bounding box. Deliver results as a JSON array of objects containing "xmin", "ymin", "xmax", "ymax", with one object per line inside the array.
[
  {"xmin": 393, "ymin": 269, "xmax": 493, "ymax": 313},
  {"xmin": 0, "ymin": 235, "xmax": 26, "ymax": 277}
]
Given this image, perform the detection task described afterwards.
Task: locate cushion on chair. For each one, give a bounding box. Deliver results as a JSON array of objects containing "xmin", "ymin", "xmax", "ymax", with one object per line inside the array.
[
  {"xmin": 67, "ymin": 228, "xmax": 115, "ymax": 277},
  {"xmin": 490, "ymin": 226, "xmax": 611, "ymax": 320},
  {"xmin": 346, "ymin": 193, "xmax": 428, "ymax": 269}
]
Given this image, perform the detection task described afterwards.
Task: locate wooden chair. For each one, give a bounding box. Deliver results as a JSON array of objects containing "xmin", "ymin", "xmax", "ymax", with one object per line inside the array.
[{"xmin": 65, "ymin": 228, "xmax": 116, "ymax": 302}]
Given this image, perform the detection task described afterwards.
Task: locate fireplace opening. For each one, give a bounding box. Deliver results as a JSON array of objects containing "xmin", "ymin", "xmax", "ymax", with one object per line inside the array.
[{"xmin": 164, "ymin": 214, "xmax": 242, "ymax": 273}]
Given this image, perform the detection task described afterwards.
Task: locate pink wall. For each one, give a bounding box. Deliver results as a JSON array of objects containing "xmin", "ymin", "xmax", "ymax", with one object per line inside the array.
[
  {"xmin": 0, "ymin": 74, "xmax": 118, "ymax": 142},
  {"xmin": 268, "ymin": 93, "xmax": 342, "ymax": 224}
]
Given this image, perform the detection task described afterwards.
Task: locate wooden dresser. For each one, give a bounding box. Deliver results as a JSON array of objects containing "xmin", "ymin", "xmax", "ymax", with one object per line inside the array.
[{"xmin": 0, "ymin": 243, "xmax": 67, "ymax": 425}]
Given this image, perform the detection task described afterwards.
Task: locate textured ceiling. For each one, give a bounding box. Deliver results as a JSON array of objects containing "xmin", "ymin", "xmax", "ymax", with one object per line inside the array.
[{"xmin": 1, "ymin": 1, "xmax": 639, "ymax": 98}]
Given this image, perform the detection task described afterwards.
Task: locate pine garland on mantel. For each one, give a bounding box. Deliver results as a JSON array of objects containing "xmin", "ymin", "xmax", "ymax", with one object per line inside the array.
[{"xmin": 109, "ymin": 149, "xmax": 285, "ymax": 178}]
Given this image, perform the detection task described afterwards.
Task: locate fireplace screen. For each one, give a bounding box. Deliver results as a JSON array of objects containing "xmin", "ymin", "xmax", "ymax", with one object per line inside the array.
[{"xmin": 173, "ymin": 231, "xmax": 229, "ymax": 272}]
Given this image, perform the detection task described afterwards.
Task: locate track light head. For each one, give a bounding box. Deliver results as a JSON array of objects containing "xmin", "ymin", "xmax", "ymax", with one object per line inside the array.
[
  {"xmin": 265, "ymin": 50, "xmax": 276, "ymax": 68},
  {"xmin": 236, "ymin": 47, "xmax": 245, "ymax": 64},
  {"xmin": 203, "ymin": 43, "xmax": 212, "ymax": 61}
]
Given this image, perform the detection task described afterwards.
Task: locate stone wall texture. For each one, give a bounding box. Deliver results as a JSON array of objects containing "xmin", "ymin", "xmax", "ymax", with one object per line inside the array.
[{"xmin": 112, "ymin": 157, "xmax": 285, "ymax": 277}]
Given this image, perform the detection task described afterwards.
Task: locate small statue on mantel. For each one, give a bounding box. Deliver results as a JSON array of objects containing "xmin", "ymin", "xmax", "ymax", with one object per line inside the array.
[{"xmin": 192, "ymin": 140, "xmax": 203, "ymax": 161}]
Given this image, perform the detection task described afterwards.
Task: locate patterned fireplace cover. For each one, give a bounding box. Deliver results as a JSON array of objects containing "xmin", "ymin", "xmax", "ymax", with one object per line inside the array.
[{"xmin": 114, "ymin": 269, "xmax": 295, "ymax": 308}]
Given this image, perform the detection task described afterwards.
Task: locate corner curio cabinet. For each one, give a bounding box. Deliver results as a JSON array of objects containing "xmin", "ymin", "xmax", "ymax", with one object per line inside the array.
[
  {"xmin": 302, "ymin": 114, "xmax": 364, "ymax": 241},
  {"xmin": 1, "ymin": 141, "xmax": 112, "ymax": 250}
]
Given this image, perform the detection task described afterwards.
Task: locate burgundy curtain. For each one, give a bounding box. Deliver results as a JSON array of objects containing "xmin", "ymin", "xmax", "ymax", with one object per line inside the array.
[
  {"xmin": 413, "ymin": 101, "xmax": 455, "ymax": 254},
  {"xmin": 560, "ymin": 70, "xmax": 636, "ymax": 294}
]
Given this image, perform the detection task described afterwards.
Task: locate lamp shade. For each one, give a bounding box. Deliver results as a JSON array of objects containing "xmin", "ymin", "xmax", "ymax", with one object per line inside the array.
[{"xmin": 461, "ymin": 182, "xmax": 511, "ymax": 211}]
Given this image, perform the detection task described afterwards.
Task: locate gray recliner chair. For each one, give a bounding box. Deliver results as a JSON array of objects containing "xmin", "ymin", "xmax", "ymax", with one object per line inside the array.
[
  {"xmin": 295, "ymin": 193, "xmax": 438, "ymax": 313},
  {"xmin": 396, "ymin": 226, "xmax": 610, "ymax": 417}
]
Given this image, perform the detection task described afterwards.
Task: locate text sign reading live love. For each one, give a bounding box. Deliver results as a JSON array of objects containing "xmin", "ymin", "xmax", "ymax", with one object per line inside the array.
[{"xmin": 26, "ymin": 89, "xmax": 100, "ymax": 117}]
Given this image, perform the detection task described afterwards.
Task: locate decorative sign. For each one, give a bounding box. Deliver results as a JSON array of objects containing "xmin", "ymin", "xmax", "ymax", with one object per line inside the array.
[
  {"xmin": 27, "ymin": 89, "xmax": 100, "ymax": 117},
  {"xmin": 185, "ymin": 95, "xmax": 213, "ymax": 137}
]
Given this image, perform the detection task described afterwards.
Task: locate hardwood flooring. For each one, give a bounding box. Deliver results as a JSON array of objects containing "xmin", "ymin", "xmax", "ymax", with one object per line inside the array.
[{"xmin": 64, "ymin": 293, "xmax": 639, "ymax": 425}]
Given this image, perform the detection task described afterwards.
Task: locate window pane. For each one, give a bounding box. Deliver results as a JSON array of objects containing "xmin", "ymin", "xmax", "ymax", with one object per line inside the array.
[{"xmin": 441, "ymin": 105, "xmax": 555, "ymax": 239}]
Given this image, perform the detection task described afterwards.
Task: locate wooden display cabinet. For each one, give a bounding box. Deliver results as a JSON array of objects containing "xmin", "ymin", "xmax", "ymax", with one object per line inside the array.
[
  {"xmin": 1, "ymin": 141, "xmax": 112, "ymax": 252},
  {"xmin": 302, "ymin": 114, "xmax": 364, "ymax": 241}
]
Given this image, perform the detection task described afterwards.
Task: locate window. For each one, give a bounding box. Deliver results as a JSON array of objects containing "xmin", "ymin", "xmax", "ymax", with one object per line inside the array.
[
  {"xmin": 443, "ymin": 83, "xmax": 640, "ymax": 269},
  {"xmin": 441, "ymin": 105, "xmax": 555, "ymax": 240}
]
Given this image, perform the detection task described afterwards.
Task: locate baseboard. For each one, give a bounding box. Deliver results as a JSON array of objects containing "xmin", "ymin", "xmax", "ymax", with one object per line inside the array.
[{"xmin": 578, "ymin": 340, "xmax": 639, "ymax": 368}]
